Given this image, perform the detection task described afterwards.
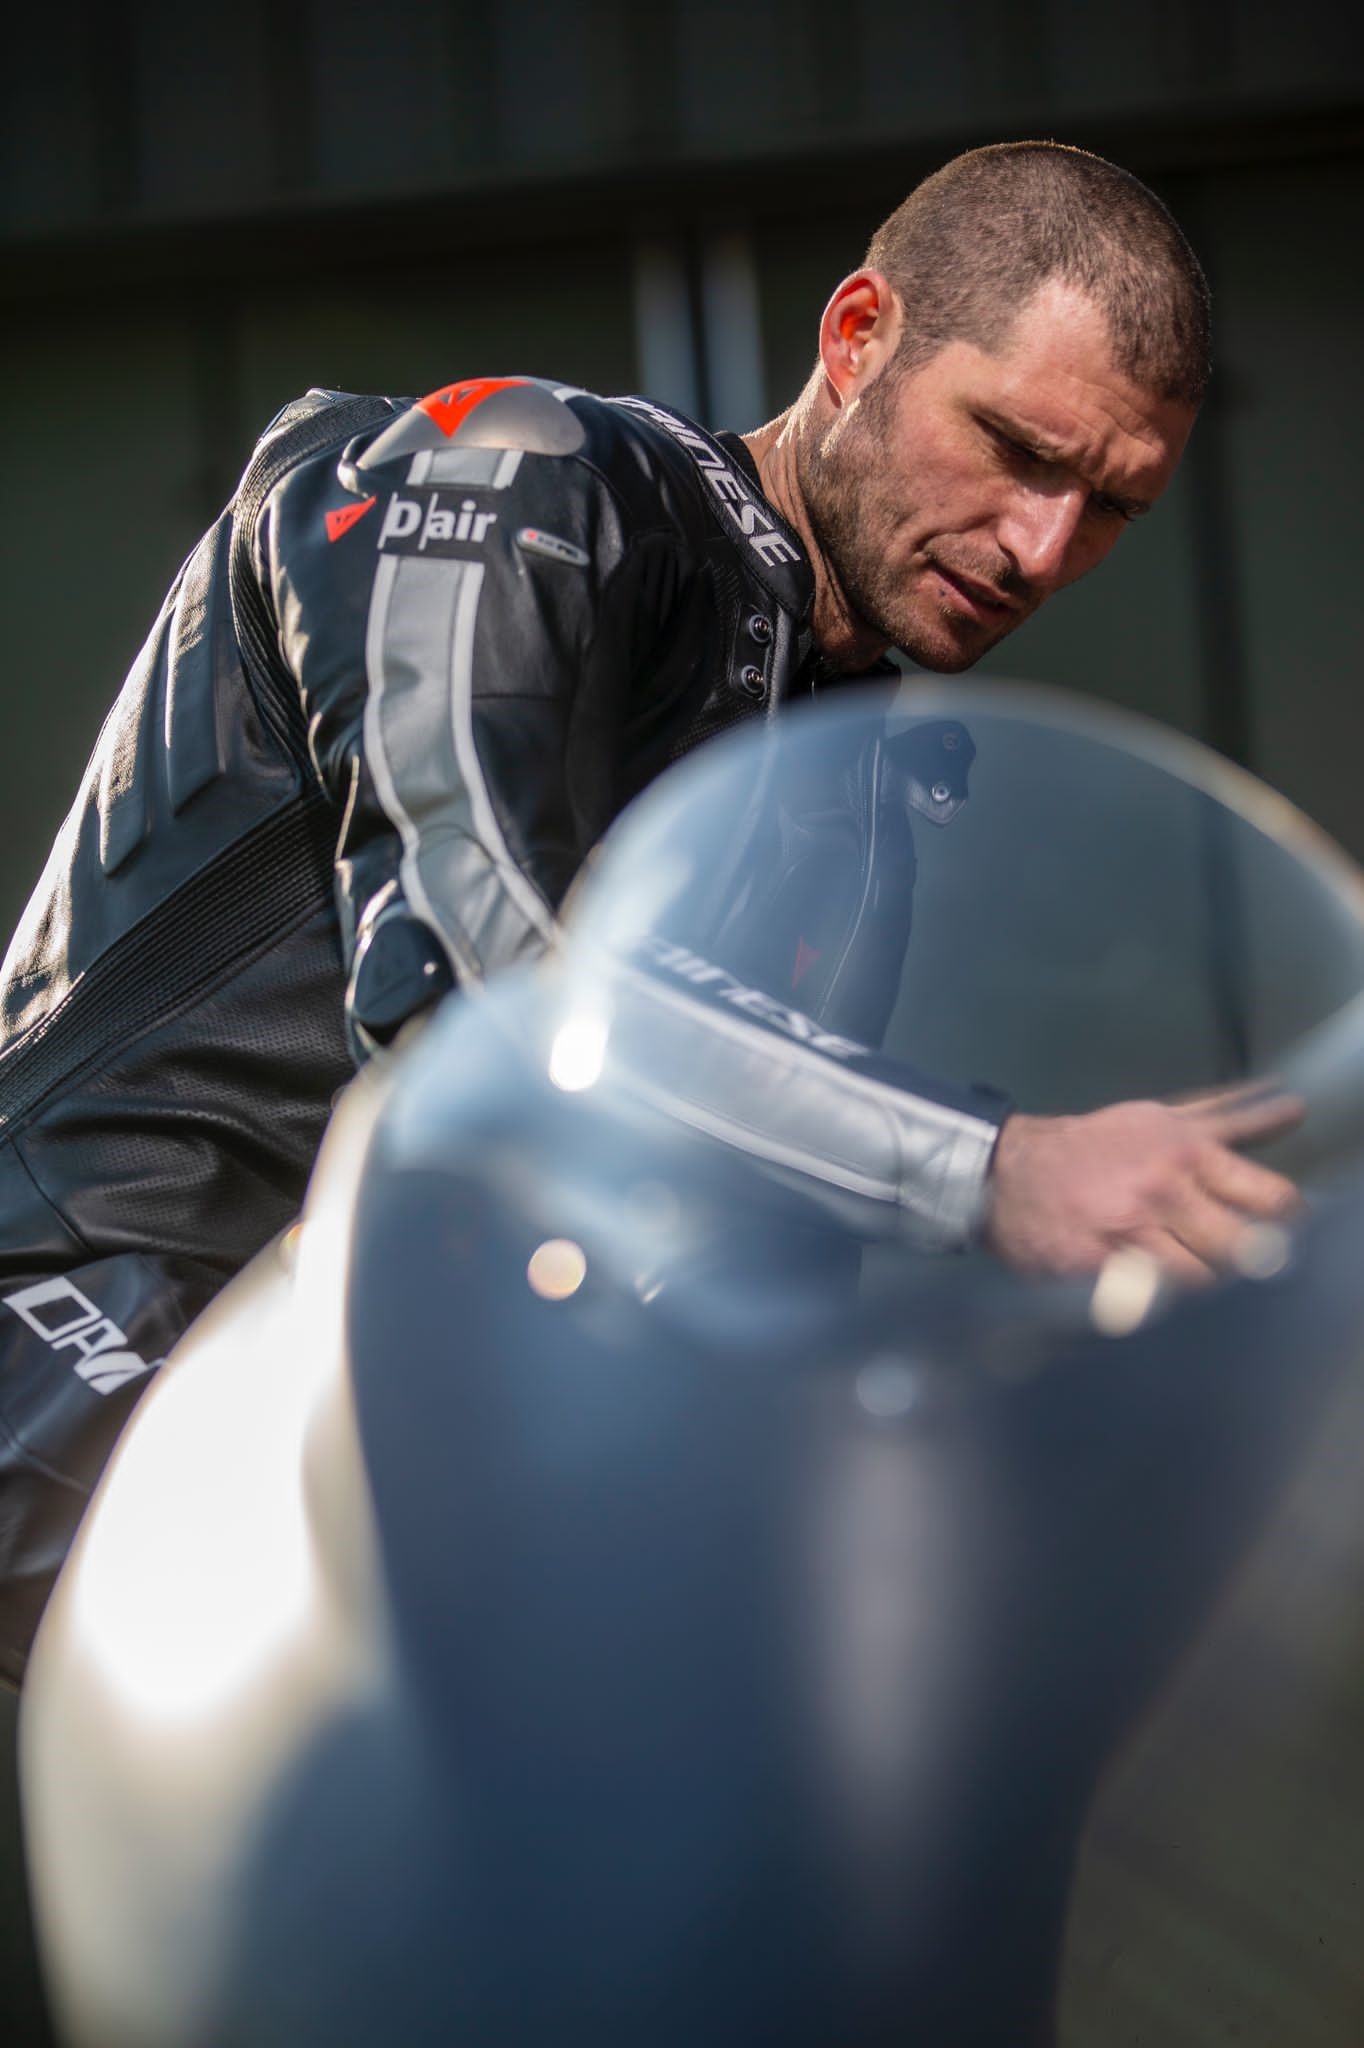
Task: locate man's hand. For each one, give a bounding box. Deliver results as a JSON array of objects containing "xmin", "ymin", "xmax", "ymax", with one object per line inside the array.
[{"xmin": 984, "ymin": 1087, "xmax": 1304, "ymax": 1282}]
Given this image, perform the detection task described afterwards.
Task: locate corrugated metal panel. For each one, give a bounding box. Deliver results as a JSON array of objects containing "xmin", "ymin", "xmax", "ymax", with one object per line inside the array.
[{"xmin": 5, "ymin": 0, "xmax": 1362, "ymax": 239}]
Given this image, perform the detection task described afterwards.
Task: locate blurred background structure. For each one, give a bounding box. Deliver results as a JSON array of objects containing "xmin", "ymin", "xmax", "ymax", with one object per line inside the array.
[{"xmin": 1, "ymin": 2, "xmax": 1361, "ymax": 2041}]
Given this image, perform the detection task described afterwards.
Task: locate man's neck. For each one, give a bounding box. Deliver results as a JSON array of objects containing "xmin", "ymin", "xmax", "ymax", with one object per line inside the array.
[{"xmin": 740, "ymin": 410, "xmax": 891, "ymax": 672}]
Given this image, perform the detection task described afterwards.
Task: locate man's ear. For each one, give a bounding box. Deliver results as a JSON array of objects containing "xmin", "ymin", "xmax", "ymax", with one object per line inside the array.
[{"xmin": 818, "ymin": 270, "xmax": 903, "ymax": 405}]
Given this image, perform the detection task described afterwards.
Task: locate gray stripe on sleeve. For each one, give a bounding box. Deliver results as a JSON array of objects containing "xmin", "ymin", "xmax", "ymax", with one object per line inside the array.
[{"xmin": 361, "ymin": 554, "xmax": 554, "ymax": 983}]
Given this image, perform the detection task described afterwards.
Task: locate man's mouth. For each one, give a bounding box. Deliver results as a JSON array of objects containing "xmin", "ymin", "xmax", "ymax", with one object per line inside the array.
[{"xmin": 928, "ymin": 560, "xmax": 1022, "ymax": 624}]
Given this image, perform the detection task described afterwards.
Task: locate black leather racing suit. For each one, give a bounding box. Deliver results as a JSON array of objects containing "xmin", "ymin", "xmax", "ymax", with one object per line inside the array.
[{"xmin": 0, "ymin": 377, "xmax": 1006, "ymax": 1682}]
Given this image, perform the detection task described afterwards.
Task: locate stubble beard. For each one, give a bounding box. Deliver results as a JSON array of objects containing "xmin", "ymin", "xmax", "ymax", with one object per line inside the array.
[{"xmin": 798, "ymin": 386, "xmax": 1022, "ymax": 675}]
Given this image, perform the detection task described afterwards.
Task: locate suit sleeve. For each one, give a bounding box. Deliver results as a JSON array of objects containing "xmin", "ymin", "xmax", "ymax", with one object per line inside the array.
[
  {"xmin": 260, "ymin": 392, "xmax": 674, "ymax": 1051},
  {"xmin": 608, "ymin": 942, "xmax": 1007, "ymax": 1251}
]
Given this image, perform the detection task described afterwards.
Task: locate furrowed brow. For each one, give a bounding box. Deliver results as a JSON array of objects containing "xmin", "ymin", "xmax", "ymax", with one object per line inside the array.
[{"xmin": 983, "ymin": 409, "xmax": 1153, "ymax": 518}]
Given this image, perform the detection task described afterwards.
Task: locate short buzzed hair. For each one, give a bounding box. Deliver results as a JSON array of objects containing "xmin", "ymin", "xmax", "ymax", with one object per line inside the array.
[{"xmin": 866, "ymin": 142, "xmax": 1211, "ymax": 407}]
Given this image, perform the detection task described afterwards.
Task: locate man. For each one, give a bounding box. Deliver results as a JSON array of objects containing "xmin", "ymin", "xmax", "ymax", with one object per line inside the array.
[{"xmin": 0, "ymin": 142, "xmax": 1298, "ymax": 1680}]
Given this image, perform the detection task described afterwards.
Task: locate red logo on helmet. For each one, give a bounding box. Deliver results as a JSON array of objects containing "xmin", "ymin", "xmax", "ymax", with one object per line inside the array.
[
  {"xmin": 326, "ymin": 496, "xmax": 377, "ymax": 543},
  {"xmin": 418, "ymin": 378, "xmax": 527, "ymax": 439}
]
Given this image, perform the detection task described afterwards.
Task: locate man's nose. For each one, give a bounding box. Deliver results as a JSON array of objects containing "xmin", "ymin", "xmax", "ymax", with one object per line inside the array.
[{"xmin": 997, "ymin": 486, "xmax": 1088, "ymax": 590}]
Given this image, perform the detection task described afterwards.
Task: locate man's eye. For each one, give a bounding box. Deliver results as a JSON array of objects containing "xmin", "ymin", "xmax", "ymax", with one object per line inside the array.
[
  {"xmin": 1000, "ymin": 431, "xmax": 1061, "ymax": 476},
  {"xmin": 987, "ymin": 424, "xmax": 1042, "ymax": 464},
  {"xmin": 984, "ymin": 421, "xmax": 1143, "ymax": 520}
]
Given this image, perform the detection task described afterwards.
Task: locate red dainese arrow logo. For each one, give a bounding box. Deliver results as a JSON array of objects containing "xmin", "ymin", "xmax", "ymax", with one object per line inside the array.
[{"xmin": 326, "ymin": 497, "xmax": 377, "ymax": 543}]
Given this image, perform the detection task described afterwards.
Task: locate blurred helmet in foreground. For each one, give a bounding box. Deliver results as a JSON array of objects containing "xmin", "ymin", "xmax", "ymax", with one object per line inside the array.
[{"xmin": 21, "ymin": 684, "xmax": 1364, "ymax": 2047}]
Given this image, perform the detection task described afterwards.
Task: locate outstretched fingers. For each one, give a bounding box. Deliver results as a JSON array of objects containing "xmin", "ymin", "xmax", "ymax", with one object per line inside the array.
[
  {"xmin": 1152, "ymin": 1176, "xmax": 1255, "ymax": 1270},
  {"xmin": 1175, "ymin": 1081, "xmax": 1305, "ymax": 1149},
  {"xmin": 1196, "ymin": 1137, "xmax": 1304, "ymax": 1223}
]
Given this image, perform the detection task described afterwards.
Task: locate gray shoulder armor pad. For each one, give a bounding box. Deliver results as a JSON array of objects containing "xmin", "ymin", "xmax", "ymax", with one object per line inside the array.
[{"xmin": 354, "ymin": 378, "xmax": 586, "ymax": 475}]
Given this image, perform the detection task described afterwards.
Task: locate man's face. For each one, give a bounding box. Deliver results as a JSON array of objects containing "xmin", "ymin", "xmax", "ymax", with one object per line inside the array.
[{"xmin": 799, "ymin": 280, "xmax": 1196, "ymax": 673}]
